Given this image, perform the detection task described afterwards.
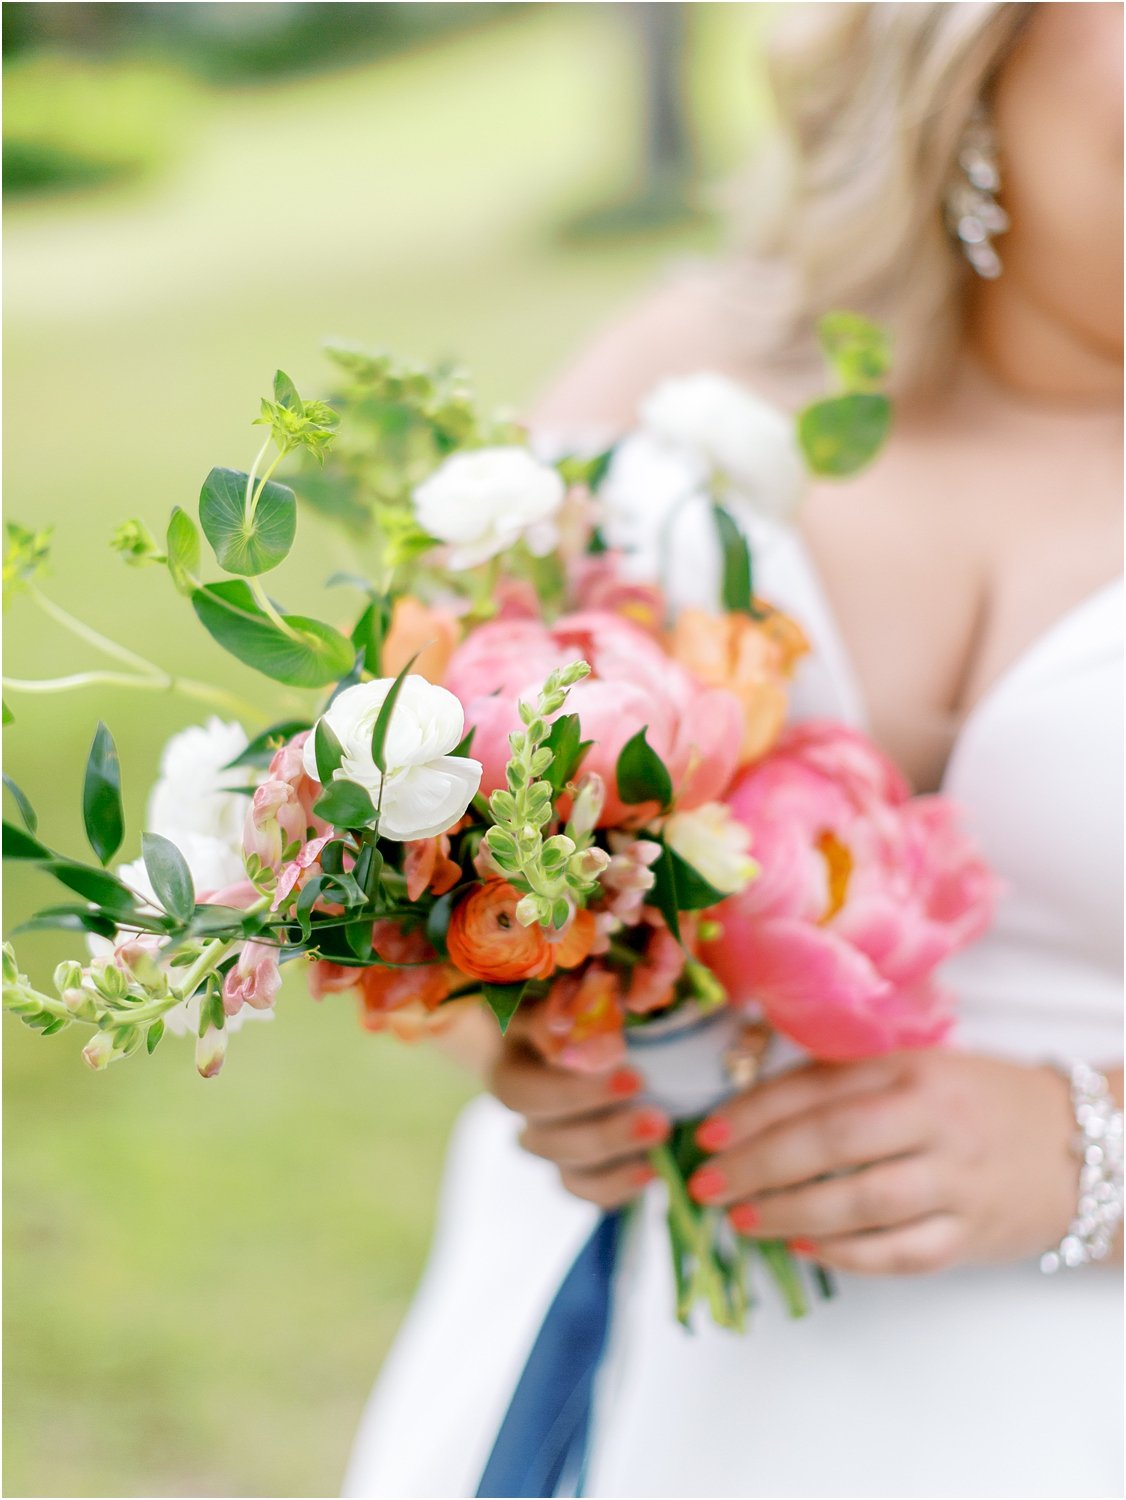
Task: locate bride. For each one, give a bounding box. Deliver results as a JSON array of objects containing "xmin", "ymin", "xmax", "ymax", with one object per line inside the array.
[{"xmin": 345, "ymin": 4, "xmax": 1123, "ymax": 1496}]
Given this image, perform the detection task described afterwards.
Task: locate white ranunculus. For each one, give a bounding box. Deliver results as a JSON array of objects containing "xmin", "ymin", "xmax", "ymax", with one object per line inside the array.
[
  {"xmin": 412, "ymin": 446, "xmax": 566, "ymax": 569},
  {"xmin": 303, "ymin": 675, "xmax": 482, "ymax": 842},
  {"xmin": 147, "ymin": 717, "xmax": 250, "ymax": 850},
  {"xmin": 639, "ymin": 372, "xmax": 805, "ymax": 522},
  {"xmin": 664, "ymin": 803, "xmax": 759, "ymax": 896}
]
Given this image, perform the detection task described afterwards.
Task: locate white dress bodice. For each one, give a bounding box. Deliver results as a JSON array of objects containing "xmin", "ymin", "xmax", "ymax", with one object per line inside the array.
[{"xmin": 343, "ymin": 511, "xmax": 1123, "ymax": 1499}]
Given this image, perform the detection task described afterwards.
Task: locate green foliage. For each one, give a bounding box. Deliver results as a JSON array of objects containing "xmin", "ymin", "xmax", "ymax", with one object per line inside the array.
[
  {"xmin": 82, "ymin": 721, "xmax": 124, "ymax": 866},
  {"xmin": 712, "ymin": 502, "xmax": 753, "ymax": 616},
  {"xmin": 191, "ymin": 580, "xmax": 354, "ymax": 687},
  {"xmin": 615, "ymin": 727, "xmax": 673, "ymax": 810},
  {"xmin": 817, "ymin": 312, "xmax": 892, "ymax": 393},
  {"xmin": 3, "ymin": 774, "xmax": 38, "ymax": 834},
  {"xmin": 3, "ymin": 820, "xmax": 52, "ymax": 862},
  {"xmin": 2, "ymin": 520, "xmax": 52, "ymax": 607},
  {"xmin": 798, "ymin": 394, "xmax": 892, "ymax": 479},
  {"xmin": 313, "ymin": 719, "xmax": 345, "ymax": 784},
  {"xmin": 141, "ymin": 833, "xmax": 196, "ymax": 922},
  {"xmin": 225, "ymin": 719, "xmax": 312, "ymax": 770},
  {"xmin": 542, "ymin": 713, "xmax": 591, "ymax": 793},
  {"xmin": 198, "ymin": 467, "xmax": 297, "ymax": 576},
  {"xmin": 311, "ymin": 778, "xmax": 376, "ymax": 830},
  {"xmin": 481, "ymin": 981, "xmax": 527, "ymax": 1035},
  {"xmin": 369, "ymin": 652, "xmax": 420, "ymax": 773},
  {"xmin": 165, "ymin": 506, "xmax": 201, "ymax": 595},
  {"xmin": 110, "ymin": 518, "xmax": 164, "ymax": 568},
  {"xmin": 253, "ymin": 369, "xmax": 340, "ymax": 465}
]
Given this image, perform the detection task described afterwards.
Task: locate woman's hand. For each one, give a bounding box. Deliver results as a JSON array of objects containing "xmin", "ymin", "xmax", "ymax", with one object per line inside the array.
[
  {"xmin": 688, "ymin": 1050, "xmax": 1084, "ymax": 1275},
  {"xmin": 487, "ymin": 1008, "xmax": 671, "ymax": 1208}
]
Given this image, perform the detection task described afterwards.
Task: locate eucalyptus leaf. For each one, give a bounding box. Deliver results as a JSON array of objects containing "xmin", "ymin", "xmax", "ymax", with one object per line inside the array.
[
  {"xmin": 482, "ymin": 981, "xmax": 527, "ymax": 1035},
  {"xmin": 2, "ymin": 773, "xmax": 37, "ymax": 833},
  {"xmin": 82, "ymin": 721, "xmax": 124, "ymax": 866},
  {"xmin": 312, "ymin": 778, "xmax": 376, "ymax": 829},
  {"xmin": 43, "ymin": 860, "xmax": 137, "ymax": 914},
  {"xmin": 798, "ymin": 394, "xmax": 891, "ymax": 478},
  {"xmin": 712, "ymin": 503, "xmax": 753, "ymax": 616},
  {"xmin": 370, "ymin": 651, "xmax": 421, "ymax": 773},
  {"xmin": 3, "ymin": 821, "xmax": 53, "ymax": 860},
  {"xmin": 314, "ymin": 719, "xmax": 345, "ymax": 784},
  {"xmin": 166, "ymin": 506, "xmax": 201, "ymax": 596},
  {"xmin": 192, "ymin": 580, "xmax": 354, "ymax": 688},
  {"xmin": 142, "ymin": 832, "xmax": 196, "ymax": 923},
  {"xmin": 224, "ymin": 719, "xmax": 311, "ymax": 770},
  {"xmin": 199, "ymin": 467, "xmax": 297, "ymax": 576},
  {"xmin": 615, "ymin": 727, "xmax": 673, "ymax": 809}
]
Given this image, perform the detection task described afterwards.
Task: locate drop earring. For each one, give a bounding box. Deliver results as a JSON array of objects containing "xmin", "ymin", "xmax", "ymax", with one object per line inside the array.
[{"xmin": 944, "ymin": 103, "xmax": 1009, "ymax": 279}]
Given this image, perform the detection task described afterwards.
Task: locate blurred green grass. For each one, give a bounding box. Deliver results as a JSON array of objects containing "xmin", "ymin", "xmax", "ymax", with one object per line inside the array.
[{"xmin": 3, "ymin": 6, "xmax": 769, "ymax": 1494}]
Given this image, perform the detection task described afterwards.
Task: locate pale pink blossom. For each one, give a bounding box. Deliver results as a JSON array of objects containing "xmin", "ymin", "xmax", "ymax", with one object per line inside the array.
[
  {"xmin": 243, "ymin": 779, "xmax": 308, "ymax": 870},
  {"xmin": 704, "ymin": 721, "xmax": 999, "ymax": 1059},
  {"xmin": 222, "ymin": 940, "xmax": 282, "ymax": 1016}
]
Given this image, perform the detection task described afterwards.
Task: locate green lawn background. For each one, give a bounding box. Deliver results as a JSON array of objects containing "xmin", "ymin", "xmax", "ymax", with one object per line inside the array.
[{"xmin": 3, "ymin": 7, "xmax": 768, "ymax": 1494}]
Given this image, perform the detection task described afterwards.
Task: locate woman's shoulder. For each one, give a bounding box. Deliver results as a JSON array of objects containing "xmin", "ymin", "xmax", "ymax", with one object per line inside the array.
[{"xmin": 527, "ymin": 261, "xmax": 808, "ymax": 436}]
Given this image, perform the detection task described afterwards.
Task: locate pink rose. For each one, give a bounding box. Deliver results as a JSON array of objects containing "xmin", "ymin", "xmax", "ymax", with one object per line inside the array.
[
  {"xmin": 222, "ymin": 940, "xmax": 282, "ymax": 1016},
  {"xmin": 704, "ymin": 721, "xmax": 998, "ymax": 1059},
  {"xmin": 443, "ymin": 610, "xmax": 743, "ymax": 826}
]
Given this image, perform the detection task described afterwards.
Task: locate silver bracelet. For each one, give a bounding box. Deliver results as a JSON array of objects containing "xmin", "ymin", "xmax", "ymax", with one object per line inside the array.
[{"xmin": 1040, "ymin": 1060, "xmax": 1124, "ymax": 1274}]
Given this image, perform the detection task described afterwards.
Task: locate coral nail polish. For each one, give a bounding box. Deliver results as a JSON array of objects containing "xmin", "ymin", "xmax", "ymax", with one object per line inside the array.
[
  {"xmin": 790, "ymin": 1238, "xmax": 818, "ymax": 1257},
  {"xmin": 696, "ymin": 1115, "xmax": 732, "ymax": 1152},
  {"xmin": 631, "ymin": 1164, "xmax": 657, "ymax": 1189},
  {"xmin": 632, "ymin": 1109, "xmax": 670, "ymax": 1144},
  {"xmin": 729, "ymin": 1203, "xmax": 760, "ymax": 1234},
  {"xmin": 609, "ymin": 1068, "xmax": 643, "ymax": 1098},
  {"xmin": 688, "ymin": 1165, "xmax": 728, "ymax": 1204}
]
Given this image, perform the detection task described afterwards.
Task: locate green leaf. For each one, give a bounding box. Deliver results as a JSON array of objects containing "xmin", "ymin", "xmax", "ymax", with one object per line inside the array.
[
  {"xmin": 14, "ymin": 909, "xmax": 117, "ymax": 939},
  {"xmin": 3, "ymin": 820, "xmax": 53, "ymax": 860},
  {"xmin": 370, "ymin": 652, "xmax": 421, "ymax": 773},
  {"xmin": 666, "ymin": 847, "xmax": 729, "ymax": 911},
  {"xmin": 798, "ymin": 394, "xmax": 892, "ymax": 479},
  {"xmin": 224, "ymin": 719, "xmax": 311, "ymax": 770},
  {"xmin": 312, "ymin": 778, "xmax": 376, "ymax": 829},
  {"xmin": 187, "ymin": 904, "xmax": 266, "ymax": 939},
  {"xmin": 451, "ymin": 726, "xmax": 476, "ymax": 760},
  {"xmin": 146, "ymin": 1019, "xmax": 165, "ymax": 1054},
  {"xmin": 481, "ymin": 981, "xmax": 527, "ymax": 1035},
  {"xmin": 82, "ymin": 721, "xmax": 124, "ymax": 866},
  {"xmin": 166, "ymin": 506, "xmax": 201, "ymax": 596},
  {"xmin": 425, "ymin": 890, "xmax": 457, "ymax": 956},
  {"xmin": 273, "ymin": 369, "xmax": 304, "ymax": 414},
  {"xmin": 542, "ymin": 714, "xmax": 592, "ymax": 793},
  {"xmin": 2, "ymin": 700, "xmax": 13, "ymax": 726},
  {"xmin": 615, "ymin": 727, "xmax": 673, "ymax": 809},
  {"xmin": 350, "ymin": 598, "xmax": 388, "ymax": 676},
  {"xmin": 817, "ymin": 312, "xmax": 892, "ymax": 393},
  {"xmin": 199, "ymin": 467, "xmax": 297, "ymax": 577},
  {"xmin": 192, "ymin": 580, "xmax": 354, "ymax": 688},
  {"xmin": 712, "ymin": 503, "xmax": 754, "ymax": 616},
  {"xmin": 43, "ymin": 860, "xmax": 137, "ymax": 914},
  {"xmin": 648, "ymin": 846, "xmax": 681, "ymax": 942},
  {"xmin": 142, "ymin": 832, "xmax": 196, "ymax": 923},
  {"xmin": 3, "ymin": 773, "xmax": 37, "ymax": 833},
  {"xmin": 313, "ymin": 719, "xmax": 345, "ymax": 784},
  {"xmin": 345, "ymin": 919, "xmax": 375, "ymax": 961}
]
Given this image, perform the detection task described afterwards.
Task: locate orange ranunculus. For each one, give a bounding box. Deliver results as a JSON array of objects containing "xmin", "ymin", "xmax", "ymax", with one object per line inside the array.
[
  {"xmin": 382, "ymin": 596, "xmax": 460, "ymax": 684},
  {"xmin": 546, "ymin": 907, "xmax": 598, "ymax": 972},
  {"xmin": 670, "ymin": 605, "xmax": 809, "ymax": 766},
  {"xmin": 308, "ymin": 921, "xmax": 460, "ymax": 1031},
  {"xmin": 446, "ymin": 880, "xmax": 555, "ymax": 983},
  {"xmin": 530, "ymin": 964, "xmax": 626, "ymax": 1071},
  {"xmin": 403, "ymin": 831, "xmax": 463, "ymax": 902}
]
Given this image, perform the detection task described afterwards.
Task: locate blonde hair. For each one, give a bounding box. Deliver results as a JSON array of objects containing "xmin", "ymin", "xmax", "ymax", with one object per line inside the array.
[{"xmin": 733, "ymin": 1, "xmax": 1034, "ymax": 392}]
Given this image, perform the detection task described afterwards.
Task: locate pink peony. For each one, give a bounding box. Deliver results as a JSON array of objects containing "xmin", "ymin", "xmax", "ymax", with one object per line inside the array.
[
  {"xmin": 443, "ymin": 610, "xmax": 744, "ymax": 826},
  {"xmin": 704, "ymin": 721, "xmax": 998, "ymax": 1059}
]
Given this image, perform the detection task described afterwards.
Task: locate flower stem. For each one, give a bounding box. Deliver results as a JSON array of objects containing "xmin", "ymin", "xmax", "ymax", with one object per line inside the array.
[
  {"xmin": 30, "ymin": 586, "xmax": 165, "ymax": 677},
  {"xmin": 1, "ymin": 670, "xmax": 260, "ymax": 722},
  {"xmin": 648, "ymin": 1142, "xmax": 734, "ymax": 1328}
]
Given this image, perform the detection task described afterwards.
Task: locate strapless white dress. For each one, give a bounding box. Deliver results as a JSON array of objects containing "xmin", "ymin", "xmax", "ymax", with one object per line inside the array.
[{"xmin": 343, "ymin": 509, "xmax": 1124, "ymax": 1500}]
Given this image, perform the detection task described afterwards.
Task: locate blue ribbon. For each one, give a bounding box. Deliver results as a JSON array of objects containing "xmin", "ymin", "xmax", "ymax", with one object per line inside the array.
[{"xmin": 476, "ymin": 1210, "xmax": 623, "ymax": 1498}]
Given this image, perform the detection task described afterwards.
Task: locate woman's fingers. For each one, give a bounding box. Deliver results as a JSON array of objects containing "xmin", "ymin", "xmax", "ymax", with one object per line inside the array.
[
  {"xmin": 793, "ymin": 1213, "xmax": 963, "ymax": 1277},
  {"xmin": 688, "ymin": 1086, "xmax": 929, "ymax": 1206},
  {"xmin": 559, "ymin": 1157, "xmax": 657, "ymax": 1211},
  {"xmin": 520, "ymin": 1103, "xmax": 669, "ymax": 1171},
  {"xmin": 727, "ymin": 1155, "xmax": 945, "ymax": 1240},
  {"xmin": 488, "ymin": 1038, "xmax": 644, "ymax": 1123},
  {"xmin": 697, "ymin": 1056, "xmax": 906, "ymax": 1153}
]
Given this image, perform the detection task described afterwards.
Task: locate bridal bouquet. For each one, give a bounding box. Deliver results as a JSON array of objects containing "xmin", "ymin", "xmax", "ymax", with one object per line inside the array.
[{"xmin": 3, "ymin": 317, "xmax": 996, "ymax": 1330}]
